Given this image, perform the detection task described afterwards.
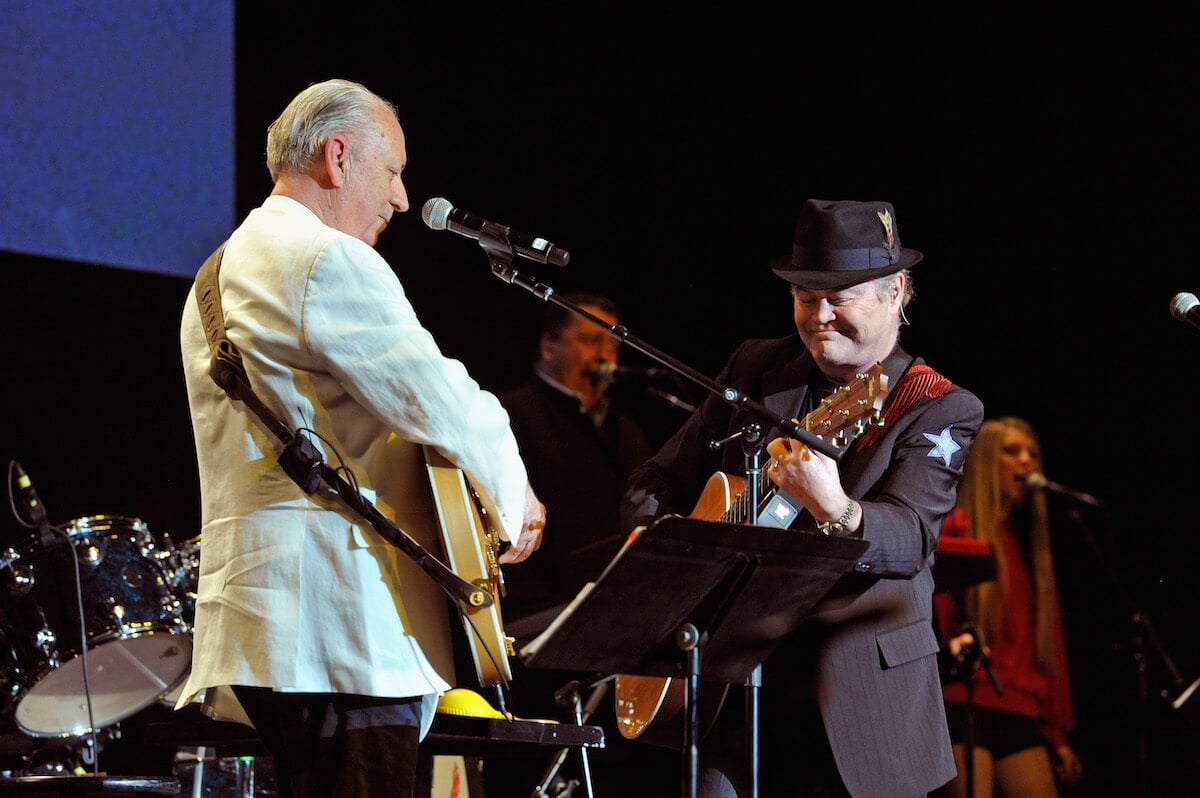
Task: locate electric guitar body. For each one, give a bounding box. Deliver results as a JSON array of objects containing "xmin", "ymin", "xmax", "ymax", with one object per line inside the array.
[{"xmin": 424, "ymin": 446, "xmax": 514, "ymax": 687}]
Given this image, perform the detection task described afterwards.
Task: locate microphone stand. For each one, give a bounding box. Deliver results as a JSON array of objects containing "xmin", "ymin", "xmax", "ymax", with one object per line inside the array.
[
  {"xmin": 1061, "ymin": 504, "xmax": 1198, "ymax": 798},
  {"xmin": 946, "ymin": 607, "xmax": 1003, "ymax": 798},
  {"xmin": 484, "ymin": 253, "xmax": 846, "ymax": 461},
  {"xmin": 709, "ymin": 424, "xmax": 766, "ymax": 798}
]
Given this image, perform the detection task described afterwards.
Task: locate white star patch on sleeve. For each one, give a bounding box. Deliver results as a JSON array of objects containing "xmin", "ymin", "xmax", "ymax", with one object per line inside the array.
[{"xmin": 923, "ymin": 425, "xmax": 961, "ymax": 467}]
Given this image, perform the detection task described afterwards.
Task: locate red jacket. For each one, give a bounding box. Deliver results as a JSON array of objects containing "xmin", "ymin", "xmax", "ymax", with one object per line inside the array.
[{"xmin": 935, "ymin": 507, "xmax": 1075, "ymax": 749}]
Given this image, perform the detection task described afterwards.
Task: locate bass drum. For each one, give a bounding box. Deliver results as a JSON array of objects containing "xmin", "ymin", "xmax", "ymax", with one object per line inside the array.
[{"xmin": 0, "ymin": 515, "xmax": 192, "ymax": 737}]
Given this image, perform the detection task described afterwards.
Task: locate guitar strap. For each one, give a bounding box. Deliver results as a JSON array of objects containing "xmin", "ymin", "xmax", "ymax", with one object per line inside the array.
[
  {"xmin": 194, "ymin": 242, "xmax": 324, "ymax": 490},
  {"xmin": 855, "ymin": 360, "xmax": 953, "ymax": 450},
  {"xmin": 191, "ymin": 242, "xmax": 491, "ymax": 610}
]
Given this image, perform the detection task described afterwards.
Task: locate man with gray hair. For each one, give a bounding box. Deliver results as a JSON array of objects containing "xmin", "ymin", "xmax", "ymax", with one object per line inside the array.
[{"xmin": 178, "ymin": 78, "xmax": 546, "ymax": 796}]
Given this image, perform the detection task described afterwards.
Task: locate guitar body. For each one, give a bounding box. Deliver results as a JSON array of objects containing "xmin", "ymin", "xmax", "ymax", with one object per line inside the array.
[
  {"xmin": 690, "ymin": 471, "xmax": 746, "ymax": 522},
  {"xmin": 614, "ymin": 364, "xmax": 888, "ymax": 741},
  {"xmin": 615, "ymin": 673, "xmax": 730, "ymax": 749},
  {"xmin": 614, "ymin": 472, "xmax": 748, "ymax": 743},
  {"xmin": 424, "ymin": 446, "xmax": 514, "ymax": 687}
]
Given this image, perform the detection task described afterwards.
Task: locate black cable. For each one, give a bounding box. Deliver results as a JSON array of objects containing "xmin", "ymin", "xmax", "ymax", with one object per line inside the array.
[{"xmin": 64, "ymin": 523, "xmax": 101, "ymax": 774}]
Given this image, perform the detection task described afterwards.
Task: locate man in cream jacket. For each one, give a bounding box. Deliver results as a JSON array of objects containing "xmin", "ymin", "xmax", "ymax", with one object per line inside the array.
[{"xmin": 178, "ymin": 78, "xmax": 545, "ymax": 797}]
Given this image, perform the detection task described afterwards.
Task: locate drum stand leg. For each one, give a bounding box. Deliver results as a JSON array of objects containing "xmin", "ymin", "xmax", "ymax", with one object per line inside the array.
[{"xmin": 191, "ymin": 746, "xmax": 207, "ymax": 798}]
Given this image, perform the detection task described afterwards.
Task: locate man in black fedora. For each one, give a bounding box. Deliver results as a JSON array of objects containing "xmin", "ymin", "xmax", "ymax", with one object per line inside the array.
[{"xmin": 621, "ymin": 198, "xmax": 984, "ymax": 797}]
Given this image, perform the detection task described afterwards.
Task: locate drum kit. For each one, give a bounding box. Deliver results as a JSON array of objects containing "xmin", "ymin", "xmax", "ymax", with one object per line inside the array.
[{"xmin": 0, "ymin": 514, "xmax": 200, "ymax": 771}]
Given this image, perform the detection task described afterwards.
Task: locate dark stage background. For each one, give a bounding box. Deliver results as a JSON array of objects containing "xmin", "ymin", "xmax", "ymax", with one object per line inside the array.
[{"xmin": 2, "ymin": 10, "xmax": 1198, "ymax": 795}]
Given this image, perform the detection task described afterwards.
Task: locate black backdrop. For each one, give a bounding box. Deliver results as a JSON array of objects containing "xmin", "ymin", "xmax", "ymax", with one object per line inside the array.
[{"xmin": 3, "ymin": 10, "xmax": 1198, "ymax": 795}]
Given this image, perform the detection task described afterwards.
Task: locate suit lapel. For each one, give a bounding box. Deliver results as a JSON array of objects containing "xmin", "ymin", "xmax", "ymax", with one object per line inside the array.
[{"xmin": 761, "ymin": 353, "xmax": 817, "ymax": 423}]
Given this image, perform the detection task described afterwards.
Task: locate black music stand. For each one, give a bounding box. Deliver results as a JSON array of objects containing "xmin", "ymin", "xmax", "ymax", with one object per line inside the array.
[
  {"xmin": 519, "ymin": 515, "xmax": 868, "ymax": 798},
  {"xmin": 932, "ymin": 537, "xmax": 995, "ymax": 595}
]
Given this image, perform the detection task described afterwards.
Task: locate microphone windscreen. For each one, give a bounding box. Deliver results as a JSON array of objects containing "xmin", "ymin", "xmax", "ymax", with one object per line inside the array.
[
  {"xmin": 421, "ymin": 197, "xmax": 453, "ymax": 231},
  {"xmin": 1170, "ymin": 292, "xmax": 1199, "ymax": 321}
]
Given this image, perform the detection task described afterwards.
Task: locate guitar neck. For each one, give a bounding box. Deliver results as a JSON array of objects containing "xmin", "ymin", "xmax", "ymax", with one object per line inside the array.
[{"xmin": 717, "ymin": 364, "xmax": 887, "ymax": 529}]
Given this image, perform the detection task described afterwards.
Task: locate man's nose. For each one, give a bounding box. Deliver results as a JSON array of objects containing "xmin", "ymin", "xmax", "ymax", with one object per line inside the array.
[
  {"xmin": 392, "ymin": 180, "xmax": 410, "ymax": 213},
  {"xmin": 813, "ymin": 298, "xmax": 837, "ymax": 321}
]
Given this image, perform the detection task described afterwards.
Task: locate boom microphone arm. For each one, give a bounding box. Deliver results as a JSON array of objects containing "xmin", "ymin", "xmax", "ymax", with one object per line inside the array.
[{"xmin": 483, "ymin": 258, "xmax": 845, "ymax": 461}]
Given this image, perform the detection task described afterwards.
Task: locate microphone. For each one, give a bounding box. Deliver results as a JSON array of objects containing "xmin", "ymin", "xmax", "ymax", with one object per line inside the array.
[
  {"xmin": 13, "ymin": 461, "xmax": 54, "ymax": 545},
  {"xmin": 1169, "ymin": 292, "xmax": 1200, "ymax": 331},
  {"xmin": 1024, "ymin": 472, "xmax": 1105, "ymax": 509},
  {"xmin": 591, "ymin": 362, "xmax": 675, "ymax": 383},
  {"xmin": 421, "ymin": 197, "xmax": 570, "ymax": 267}
]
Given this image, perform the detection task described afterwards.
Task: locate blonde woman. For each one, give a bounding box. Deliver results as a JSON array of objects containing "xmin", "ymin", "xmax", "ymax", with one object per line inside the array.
[{"xmin": 934, "ymin": 417, "xmax": 1084, "ymax": 798}]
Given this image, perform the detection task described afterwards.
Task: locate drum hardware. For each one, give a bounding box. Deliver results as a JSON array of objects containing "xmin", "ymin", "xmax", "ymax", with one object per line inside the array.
[
  {"xmin": 32, "ymin": 628, "xmax": 58, "ymax": 671},
  {"xmin": 1, "ymin": 550, "xmax": 32, "ymax": 597},
  {"xmin": 0, "ymin": 724, "xmax": 137, "ymax": 782},
  {"xmin": 0, "ymin": 515, "xmax": 193, "ymax": 739}
]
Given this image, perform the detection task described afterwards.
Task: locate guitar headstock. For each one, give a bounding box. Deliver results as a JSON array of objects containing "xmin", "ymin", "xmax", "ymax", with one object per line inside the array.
[{"xmin": 802, "ymin": 363, "xmax": 888, "ymax": 447}]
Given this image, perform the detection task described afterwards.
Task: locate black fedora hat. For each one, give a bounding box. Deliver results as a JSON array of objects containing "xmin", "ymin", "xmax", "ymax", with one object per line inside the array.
[{"xmin": 770, "ymin": 199, "xmax": 922, "ymax": 290}]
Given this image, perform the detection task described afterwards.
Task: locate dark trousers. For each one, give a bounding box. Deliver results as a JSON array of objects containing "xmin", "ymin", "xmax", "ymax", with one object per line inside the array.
[{"xmin": 232, "ymin": 686, "xmax": 421, "ymax": 798}]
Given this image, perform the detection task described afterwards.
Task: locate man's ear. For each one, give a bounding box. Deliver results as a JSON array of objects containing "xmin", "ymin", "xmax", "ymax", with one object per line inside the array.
[{"xmin": 324, "ymin": 133, "xmax": 349, "ymax": 188}]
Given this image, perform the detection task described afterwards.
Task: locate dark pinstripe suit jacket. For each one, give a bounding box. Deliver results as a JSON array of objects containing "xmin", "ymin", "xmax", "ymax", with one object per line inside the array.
[{"xmin": 621, "ymin": 338, "xmax": 984, "ymax": 797}]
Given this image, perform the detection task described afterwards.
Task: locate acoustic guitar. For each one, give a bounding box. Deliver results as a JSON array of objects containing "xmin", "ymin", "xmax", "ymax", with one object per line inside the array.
[
  {"xmin": 424, "ymin": 446, "xmax": 514, "ymax": 687},
  {"xmin": 614, "ymin": 364, "xmax": 888, "ymax": 742}
]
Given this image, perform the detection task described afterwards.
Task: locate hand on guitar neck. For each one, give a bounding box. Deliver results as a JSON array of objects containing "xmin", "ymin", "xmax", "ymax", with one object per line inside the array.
[{"xmin": 764, "ymin": 435, "xmax": 859, "ymax": 536}]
